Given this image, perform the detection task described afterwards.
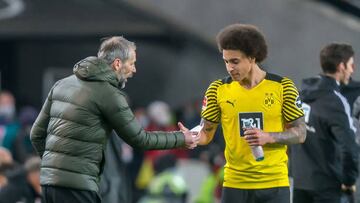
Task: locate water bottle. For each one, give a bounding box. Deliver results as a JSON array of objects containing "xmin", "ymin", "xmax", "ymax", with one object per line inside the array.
[
  {"xmin": 243, "ymin": 121, "xmax": 264, "ymax": 161},
  {"xmin": 251, "ymin": 146, "xmax": 264, "ymax": 161}
]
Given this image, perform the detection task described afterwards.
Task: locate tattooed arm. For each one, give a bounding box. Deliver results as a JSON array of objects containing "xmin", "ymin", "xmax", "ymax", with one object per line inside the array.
[
  {"xmin": 269, "ymin": 116, "xmax": 307, "ymax": 144},
  {"xmin": 198, "ymin": 119, "xmax": 219, "ymax": 145},
  {"xmin": 244, "ymin": 117, "xmax": 306, "ymax": 146}
]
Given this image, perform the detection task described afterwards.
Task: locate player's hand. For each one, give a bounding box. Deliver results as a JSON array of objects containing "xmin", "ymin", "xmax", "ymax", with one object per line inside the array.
[
  {"xmin": 178, "ymin": 122, "xmax": 200, "ymax": 149},
  {"xmin": 243, "ymin": 128, "xmax": 274, "ymax": 146}
]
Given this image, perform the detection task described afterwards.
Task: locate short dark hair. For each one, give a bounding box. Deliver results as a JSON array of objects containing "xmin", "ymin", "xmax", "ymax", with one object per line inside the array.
[
  {"xmin": 320, "ymin": 43, "xmax": 354, "ymax": 74},
  {"xmin": 216, "ymin": 24, "xmax": 268, "ymax": 63}
]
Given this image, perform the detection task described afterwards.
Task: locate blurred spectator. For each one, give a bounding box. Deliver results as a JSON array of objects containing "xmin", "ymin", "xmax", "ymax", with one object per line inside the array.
[
  {"xmin": 134, "ymin": 107, "xmax": 150, "ymax": 129},
  {"xmin": 146, "ymin": 101, "xmax": 177, "ymax": 132},
  {"xmin": 100, "ymin": 133, "xmax": 132, "ymax": 203},
  {"xmin": 176, "ymin": 100, "xmax": 201, "ymax": 128},
  {"xmin": 0, "ymin": 147, "xmax": 14, "ymax": 190},
  {"xmin": 195, "ymin": 144, "xmax": 224, "ymax": 203},
  {"xmin": 129, "ymin": 107, "xmax": 148, "ymax": 203},
  {"xmin": 0, "ymin": 91, "xmax": 20, "ymax": 155},
  {"xmin": 0, "ymin": 156, "xmax": 41, "ymax": 203},
  {"xmin": 0, "ymin": 146, "xmax": 13, "ymax": 166},
  {"xmin": 0, "ymin": 91, "xmax": 16, "ymax": 125},
  {"xmin": 138, "ymin": 154, "xmax": 188, "ymax": 203},
  {"xmin": 136, "ymin": 101, "xmax": 189, "ymax": 195},
  {"xmin": 145, "ymin": 101, "xmax": 188, "ymax": 160},
  {"xmin": 13, "ymin": 106, "xmax": 38, "ymax": 163}
]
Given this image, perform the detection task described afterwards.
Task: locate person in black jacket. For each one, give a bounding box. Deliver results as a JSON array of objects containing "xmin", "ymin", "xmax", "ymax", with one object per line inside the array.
[{"xmin": 291, "ymin": 42, "xmax": 358, "ymax": 203}]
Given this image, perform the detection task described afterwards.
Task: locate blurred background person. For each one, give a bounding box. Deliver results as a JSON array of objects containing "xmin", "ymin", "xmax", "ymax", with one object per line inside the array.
[
  {"xmin": 100, "ymin": 132, "xmax": 132, "ymax": 203},
  {"xmin": 145, "ymin": 101, "xmax": 189, "ymax": 160},
  {"xmin": 135, "ymin": 101, "xmax": 189, "ymax": 201},
  {"xmin": 12, "ymin": 106, "xmax": 38, "ymax": 164},
  {"xmin": 0, "ymin": 147, "xmax": 16, "ymax": 190},
  {"xmin": 0, "ymin": 156, "xmax": 41, "ymax": 203},
  {"xmin": 0, "ymin": 91, "xmax": 20, "ymax": 156},
  {"xmin": 194, "ymin": 144, "xmax": 224, "ymax": 203},
  {"xmin": 291, "ymin": 43, "xmax": 358, "ymax": 203},
  {"xmin": 138, "ymin": 153, "xmax": 188, "ymax": 203}
]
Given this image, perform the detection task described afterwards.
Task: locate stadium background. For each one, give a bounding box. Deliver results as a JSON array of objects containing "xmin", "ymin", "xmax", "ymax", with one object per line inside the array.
[{"xmin": 0, "ymin": 0, "xmax": 359, "ymax": 202}]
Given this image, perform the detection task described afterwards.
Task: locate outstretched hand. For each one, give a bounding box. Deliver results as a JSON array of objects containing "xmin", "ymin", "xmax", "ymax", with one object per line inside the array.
[{"xmin": 178, "ymin": 122, "xmax": 200, "ymax": 149}]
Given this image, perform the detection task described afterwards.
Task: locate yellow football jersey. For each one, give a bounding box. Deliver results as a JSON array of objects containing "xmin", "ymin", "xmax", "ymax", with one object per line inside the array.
[{"xmin": 201, "ymin": 73, "xmax": 304, "ymax": 189}]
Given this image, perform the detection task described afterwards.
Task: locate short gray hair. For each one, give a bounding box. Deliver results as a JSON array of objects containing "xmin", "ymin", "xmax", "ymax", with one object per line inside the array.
[{"xmin": 97, "ymin": 36, "xmax": 136, "ymax": 65}]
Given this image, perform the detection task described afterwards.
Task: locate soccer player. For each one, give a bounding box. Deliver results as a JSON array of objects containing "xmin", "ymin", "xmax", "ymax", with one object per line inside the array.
[{"xmin": 197, "ymin": 24, "xmax": 306, "ymax": 203}]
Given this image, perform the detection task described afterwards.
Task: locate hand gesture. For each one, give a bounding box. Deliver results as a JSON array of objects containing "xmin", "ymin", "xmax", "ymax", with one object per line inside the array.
[
  {"xmin": 178, "ymin": 122, "xmax": 200, "ymax": 149},
  {"xmin": 244, "ymin": 128, "xmax": 274, "ymax": 146}
]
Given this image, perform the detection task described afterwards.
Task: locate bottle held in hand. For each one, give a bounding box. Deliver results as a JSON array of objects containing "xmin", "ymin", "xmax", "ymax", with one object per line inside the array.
[
  {"xmin": 251, "ymin": 146, "xmax": 264, "ymax": 161},
  {"xmin": 243, "ymin": 121, "xmax": 264, "ymax": 161}
]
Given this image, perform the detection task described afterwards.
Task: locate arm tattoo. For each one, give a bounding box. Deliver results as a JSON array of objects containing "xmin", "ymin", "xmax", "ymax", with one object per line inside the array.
[
  {"xmin": 201, "ymin": 119, "xmax": 216, "ymax": 132},
  {"xmin": 269, "ymin": 117, "xmax": 306, "ymax": 145},
  {"xmin": 200, "ymin": 119, "xmax": 218, "ymax": 145}
]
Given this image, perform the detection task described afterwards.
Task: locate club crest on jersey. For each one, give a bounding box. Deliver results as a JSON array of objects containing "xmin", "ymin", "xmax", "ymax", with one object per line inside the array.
[
  {"xmin": 202, "ymin": 96, "xmax": 207, "ymax": 111},
  {"xmin": 264, "ymin": 92, "xmax": 274, "ymax": 108}
]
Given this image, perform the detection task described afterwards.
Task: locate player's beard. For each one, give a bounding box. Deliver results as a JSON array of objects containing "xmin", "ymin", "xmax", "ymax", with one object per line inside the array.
[{"xmin": 118, "ymin": 67, "xmax": 128, "ymax": 89}]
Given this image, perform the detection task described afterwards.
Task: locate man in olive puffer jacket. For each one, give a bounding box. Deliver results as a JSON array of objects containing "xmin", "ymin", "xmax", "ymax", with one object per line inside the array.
[{"xmin": 30, "ymin": 36, "xmax": 199, "ymax": 203}]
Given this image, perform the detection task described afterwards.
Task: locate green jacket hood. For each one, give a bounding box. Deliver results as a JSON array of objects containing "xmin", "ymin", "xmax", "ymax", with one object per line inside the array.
[{"xmin": 73, "ymin": 56, "xmax": 119, "ymax": 87}]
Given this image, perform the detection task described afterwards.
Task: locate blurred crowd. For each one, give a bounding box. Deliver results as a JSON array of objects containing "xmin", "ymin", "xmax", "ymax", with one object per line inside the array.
[{"xmin": 0, "ymin": 90, "xmax": 225, "ymax": 203}]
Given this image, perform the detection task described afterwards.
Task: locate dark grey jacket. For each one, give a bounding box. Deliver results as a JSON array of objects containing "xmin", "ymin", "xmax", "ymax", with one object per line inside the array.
[
  {"xmin": 292, "ymin": 75, "xmax": 359, "ymax": 190},
  {"xmin": 30, "ymin": 56, "xmax": 185, "ymax": 193}
]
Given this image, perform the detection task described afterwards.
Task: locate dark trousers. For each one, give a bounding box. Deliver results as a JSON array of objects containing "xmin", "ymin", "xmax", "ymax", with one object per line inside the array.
[
  {"xmin": 293, "ymin": 188, "xmax": 341, "ymax": 203},
  {"xmin": 41, "ymin": 185, "xmax": 101, "ymax": 203},
  {"xmin": 221, "ymin": 186, "xmax": 290, "ymax": 203}
]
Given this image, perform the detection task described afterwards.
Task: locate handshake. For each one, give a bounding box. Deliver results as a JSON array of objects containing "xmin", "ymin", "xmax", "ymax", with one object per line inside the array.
[{"xmin": 178, "ymin": 122, "xmax": 202, "ymax": 149}]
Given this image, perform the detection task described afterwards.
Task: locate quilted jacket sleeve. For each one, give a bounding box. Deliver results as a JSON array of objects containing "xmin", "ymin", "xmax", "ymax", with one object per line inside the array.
[{"xmin": 100, "ymin": 87, "xmax": 185, "ymax": 150}]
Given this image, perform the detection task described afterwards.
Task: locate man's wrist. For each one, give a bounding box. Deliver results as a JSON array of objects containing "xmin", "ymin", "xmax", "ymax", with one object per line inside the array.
[{"xmin": 266, "ymin": 132, "xmax": 276, "ymax": 144}]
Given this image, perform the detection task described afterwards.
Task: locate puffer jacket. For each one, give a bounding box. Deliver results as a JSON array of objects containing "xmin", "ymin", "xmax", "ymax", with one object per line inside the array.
[{"xmin": 30, "ymin": 56, "xmax": 185, "ymax": 193}]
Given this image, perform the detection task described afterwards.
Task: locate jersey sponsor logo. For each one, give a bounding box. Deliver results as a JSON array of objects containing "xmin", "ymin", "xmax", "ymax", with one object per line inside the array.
[
  {"xmin": 239, "ymin": 112, "xmax": 264, "ymax": 136},
  {"xmin": 202, "ymin": 96, "xmax": 207, "ymax": 111},
  {"xmin": 264, "ymin": 92, "xmax": 274, "ymax": 108},
  {"xmin": 295, "ymin": 96, "xmax": 302, "ymax": 109}
]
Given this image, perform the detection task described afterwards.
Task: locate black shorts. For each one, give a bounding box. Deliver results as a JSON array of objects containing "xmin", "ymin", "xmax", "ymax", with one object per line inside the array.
[
  {"xmin": 41, "ymin": 185, "xmax": 101, "ymax": 203},
  {"xmin": 221, "ymin": 186, "xmax": 290, "ymax": 203}
]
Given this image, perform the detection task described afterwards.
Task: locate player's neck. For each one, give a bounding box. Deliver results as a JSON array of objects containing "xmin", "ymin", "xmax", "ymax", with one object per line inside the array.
[{"xmin": 239, "ymin": 64, "xmax": 266, "ymax": 89}]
